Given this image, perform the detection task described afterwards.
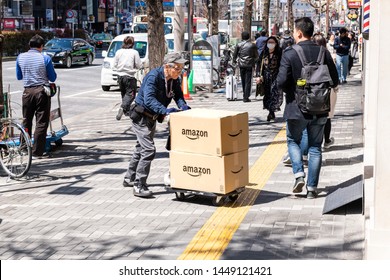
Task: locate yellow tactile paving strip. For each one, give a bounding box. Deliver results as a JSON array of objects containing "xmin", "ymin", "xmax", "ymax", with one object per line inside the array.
[{"xmin": 178, "ymin": 127, "xmax": 287, "ymax": 260}]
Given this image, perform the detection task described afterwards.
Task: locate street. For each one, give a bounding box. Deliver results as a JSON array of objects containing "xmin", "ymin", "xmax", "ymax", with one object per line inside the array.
[{"xmin": 2, "ymin": 54, "xmax": 119, "ymax": 120}]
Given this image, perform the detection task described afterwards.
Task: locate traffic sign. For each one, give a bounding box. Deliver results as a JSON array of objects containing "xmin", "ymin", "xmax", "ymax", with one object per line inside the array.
[
  {"xmin": 66, "ymin": 10, "xmax": 74, "ymax": 18},
  {"xmin": 66, "ymin": 18, "xmax": 75, "ymax": 23}
]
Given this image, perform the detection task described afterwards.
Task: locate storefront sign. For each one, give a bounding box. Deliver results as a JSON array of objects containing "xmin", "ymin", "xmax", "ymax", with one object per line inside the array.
[
  {"xmin": 192, "ymin": 40, "xmax": 213, "ymax": 86},
  {"xmin": 4, "ymin": 19, "xmax": 16, "ymax": 29},
  {"xmin": 347, "ymin": 0, "xmax": 362, "ymax": 9}
]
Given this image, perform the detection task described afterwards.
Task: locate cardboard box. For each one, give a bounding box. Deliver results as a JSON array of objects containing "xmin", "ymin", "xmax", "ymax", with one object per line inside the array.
[
  {"xmin": 169, "ymin": 108, "xmax": 249, "ymax": 156},
  {"xmin": 169, "ymin": 150, "xmax": 249, "ymax": 194}
]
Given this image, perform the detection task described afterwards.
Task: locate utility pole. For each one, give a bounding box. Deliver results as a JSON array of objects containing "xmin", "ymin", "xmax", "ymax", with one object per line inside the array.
[{"xmin": 174, "ymin": 0, "xmax": 185, "ymax": 51}]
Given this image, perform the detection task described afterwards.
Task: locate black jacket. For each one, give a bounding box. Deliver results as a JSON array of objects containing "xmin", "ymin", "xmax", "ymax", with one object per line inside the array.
[
  {"xmin": 334, "ymin": 36, "xmax": 351, "ymax": 56},
  {"xmin": 233, "ymin": 40, "xmax": 259, "ymax": 68},
  {"xmin": 277, "ymin": 40, "xmax": 339, "ymax": 120}
]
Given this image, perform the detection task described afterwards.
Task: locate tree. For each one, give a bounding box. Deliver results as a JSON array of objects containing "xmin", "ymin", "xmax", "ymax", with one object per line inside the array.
[
  {"xmin": 262, "ymin": 0, "xmax": 270, "ymax": 34},
  {"xmin": 211, "ymin": 0, "xmax": 219, "ymax": 35},
  {"xmin": 287, "ymin": 0, "xmax": 296, "ymax": 31},
  {"xmin": 243, "ymin": 0, "xmax": 254, "ymax": 34},
  {"xmin": 145, "ymin": 0, "xmax": 165, "ymax": 69}
]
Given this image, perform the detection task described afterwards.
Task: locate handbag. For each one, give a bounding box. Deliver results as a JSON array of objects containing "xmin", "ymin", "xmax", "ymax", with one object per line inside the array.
[{"xmin": 256, "ymin": 57, "xmax": 265, "ymax": 97}]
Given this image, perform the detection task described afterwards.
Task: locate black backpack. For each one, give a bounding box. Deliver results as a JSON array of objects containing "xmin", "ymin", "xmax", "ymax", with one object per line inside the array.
[{"xmin": 293, "ymin": 44, "xmax": 333, "ymax": 115}]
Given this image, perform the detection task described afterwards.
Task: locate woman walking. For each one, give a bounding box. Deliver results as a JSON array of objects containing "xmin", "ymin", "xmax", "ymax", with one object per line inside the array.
[
  {"xmin": 113, "ymin": 36, "xmax": 143, "ymax": 120},
  {"xmin": 255, "ymin": 36, "xmax": 283, "ymax": 122}
]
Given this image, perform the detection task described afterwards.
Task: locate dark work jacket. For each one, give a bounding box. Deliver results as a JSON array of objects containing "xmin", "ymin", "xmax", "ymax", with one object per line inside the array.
[
  {"xmin": 334, "ymin": 36, "xmax": 351, "ymax": 56},
  {"xmin": 277, "ymin": 40, "xmax": 339, "ymax": 120},
  {"xmin": 135, "ymin": 66, "xmax": 186, "ymax": 115},
  {"xmin": 233, "ymin": 39, "xmax": 259, "ymax": 68}
]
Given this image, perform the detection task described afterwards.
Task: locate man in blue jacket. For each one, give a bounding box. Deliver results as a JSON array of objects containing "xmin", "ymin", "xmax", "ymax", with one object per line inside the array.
[
  {"xmin": 123, "ymin": 52, "xmax": 190, "ymax": 198},
  {"xmin": 16, "ymin": 34, "xmax": 57, "ymax": 158}
]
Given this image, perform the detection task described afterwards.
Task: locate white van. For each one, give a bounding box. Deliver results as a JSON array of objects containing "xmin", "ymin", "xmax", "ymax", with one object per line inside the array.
[{"xmin": 100, "ymin": 33, "xmax": 149, "ymax": 91}]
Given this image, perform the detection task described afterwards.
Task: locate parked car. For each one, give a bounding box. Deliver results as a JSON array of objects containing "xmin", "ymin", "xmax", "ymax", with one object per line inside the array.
[
  {"xmin": 165, "ymin": 33, "xmax": 202, "ymax": 53},
  {"xmin": 92, "ymin": 33, "xmax": 113, "ymax": 48},
  {"xmin": 43, "ymin": 38, "xmax": 95, "ymax": 68},
  {"xmin": 100, "ymin": 33, "xmax": 149, "ymax": 91}
]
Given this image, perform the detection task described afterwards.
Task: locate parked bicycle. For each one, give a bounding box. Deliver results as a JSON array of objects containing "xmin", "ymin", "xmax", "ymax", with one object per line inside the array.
[{"xmin": 0, "ymin": 91, "xmax": 32, "ymax": 179}]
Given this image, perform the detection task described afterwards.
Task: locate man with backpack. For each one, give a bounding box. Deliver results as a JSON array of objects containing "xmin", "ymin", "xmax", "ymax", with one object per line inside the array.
[{"xmin": 277, "ymin": 17, "xmax": 338, "ymax": 199}]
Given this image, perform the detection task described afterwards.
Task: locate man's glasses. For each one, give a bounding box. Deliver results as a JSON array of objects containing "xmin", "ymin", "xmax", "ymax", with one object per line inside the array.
[{"xmin": 171, "ymin": 65, "xmax": 184, "ymax": 72}]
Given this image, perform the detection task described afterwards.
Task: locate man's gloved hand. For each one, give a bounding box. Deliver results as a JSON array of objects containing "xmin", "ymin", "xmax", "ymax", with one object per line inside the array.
[
  {"xmin": 181, "ymin": 104, "xmax": 191, "ymax": 111},
  {"xmin": 166, "ymin": 108, "xmax": 178, "ymax": 114}
]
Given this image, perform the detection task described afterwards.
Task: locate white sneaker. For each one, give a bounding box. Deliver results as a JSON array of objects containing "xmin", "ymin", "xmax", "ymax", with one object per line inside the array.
[
  {"xmin": 282, "ymin": 153, "xmax": 291, "ymax": 165},
  {"xmin": 324, "ymin": 137, "xmax": 335, "ymax": 149},
  {"xmin": 164, "ymin": 173, "xmax": 171, "ymax": 186}
]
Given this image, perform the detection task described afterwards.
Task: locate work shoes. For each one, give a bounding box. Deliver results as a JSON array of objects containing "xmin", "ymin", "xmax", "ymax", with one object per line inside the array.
[
  {"xmin": 116, "ymin": 107, "xmax": 124, "ymax": 121},
  {"xmin": 123, "ymin": 178, "xmax": 135, "ymax": 187},
  {"xmin": 292, "ymin": 177, "xmax": 305, "ymax": 193},
  {"xmin": 133, "ymin": 183, "xmax": 152, "ymax": 198}
]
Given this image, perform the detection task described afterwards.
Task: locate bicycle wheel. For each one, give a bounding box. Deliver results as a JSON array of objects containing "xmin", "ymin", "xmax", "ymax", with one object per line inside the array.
[{"xmin": 0, "ymin": 120, "xmax": 32, "ymax": 178}]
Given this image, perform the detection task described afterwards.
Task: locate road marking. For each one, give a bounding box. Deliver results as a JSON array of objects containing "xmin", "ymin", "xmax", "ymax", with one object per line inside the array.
[
  {"xmin": 63, "ymin": 89, "xmax": 102, "ymax": 98},
  {"xmin": 9, "ymin": 91, "xmax": 23, "ymax": 95},
  {"xmin": 63, "ymin": 65, "xmax": 101, "ymax": 72},
  {"xmin": 178, "ymin": 127, "xmax": 287, "ymax": 260}
]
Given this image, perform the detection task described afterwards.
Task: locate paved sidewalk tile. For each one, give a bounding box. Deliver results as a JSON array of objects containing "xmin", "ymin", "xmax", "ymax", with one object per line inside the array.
[{"xmin": 0, "ymin": 66, "xmax": 364, "ymax": 260}]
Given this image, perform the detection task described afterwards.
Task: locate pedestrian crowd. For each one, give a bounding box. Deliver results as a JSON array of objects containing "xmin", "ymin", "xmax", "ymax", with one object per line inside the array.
[{"xmin": 15, "ymin": 17, "xmax": 358, "ymax": 201}]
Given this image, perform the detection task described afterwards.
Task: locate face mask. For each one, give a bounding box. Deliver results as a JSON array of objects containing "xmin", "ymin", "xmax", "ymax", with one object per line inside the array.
[{"xmin": 267, "ymin": 43, "xmax": 276, "ymax": 50}]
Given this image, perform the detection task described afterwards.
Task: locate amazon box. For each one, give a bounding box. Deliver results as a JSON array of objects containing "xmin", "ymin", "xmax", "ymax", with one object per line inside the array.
[
  {"xmin": 169, "ymin": 150, "xmax": 249, "ymax": 194},
  {"xmin": 169, "ymin": 109, "xmax": 249, "ymax": 156}
]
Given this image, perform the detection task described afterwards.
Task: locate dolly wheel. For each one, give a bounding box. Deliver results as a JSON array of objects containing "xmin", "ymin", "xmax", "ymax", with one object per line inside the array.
[
  {"xmin": 212, "ymin": 196, "xmax": 225, "ymax": 207},
  {"xmin": 175, "ymin": 192, "xmax": 185, "ymax": 201},
  {"xmin": 229, "ymin": 194, "xmax": 239, "ymax": 202},
  {"xmin": 54, "ymin": 139, "xmax": 63, "ymax": 146}
]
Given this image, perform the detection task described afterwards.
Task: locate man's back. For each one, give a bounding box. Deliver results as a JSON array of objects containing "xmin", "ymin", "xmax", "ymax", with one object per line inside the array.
[{"xmin": 277, "ymin": 40, "xmax": 338, "ymax": 119}]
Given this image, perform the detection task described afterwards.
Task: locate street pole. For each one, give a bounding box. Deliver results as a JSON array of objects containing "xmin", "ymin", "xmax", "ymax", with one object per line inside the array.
[
  {"xmin": 207, "ymin": 0, "xmax": 212, "ymax": 36},
  {"xmin": 326, "ymin": 0, "xmax": 330, "ymax": 34},
  {"xmin": 188, "ymin": 0, "xmax": 194, "ymax": 69}
]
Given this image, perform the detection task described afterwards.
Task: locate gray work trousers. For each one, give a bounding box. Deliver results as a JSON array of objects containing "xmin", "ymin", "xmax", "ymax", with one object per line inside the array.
[{"xmin": 125, "ymin": 116, "xmax": 156, "ymax": 185}]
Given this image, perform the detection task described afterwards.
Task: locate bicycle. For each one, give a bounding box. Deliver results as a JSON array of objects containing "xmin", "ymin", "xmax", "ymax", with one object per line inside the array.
[{"xmin": 0, "ymin": 91, "xmax": 32, "ymax": 179}]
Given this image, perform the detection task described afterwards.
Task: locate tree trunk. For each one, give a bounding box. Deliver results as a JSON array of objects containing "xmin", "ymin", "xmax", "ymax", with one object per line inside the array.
[
  {"xmin": 243, "ymin": 0, "xmax": 253, "ymax": 34},
  {"xmin": 288, "ymin": 0, "xmax": 295, "ymax": 31},
  {"xmin": 211, "ymin": 0, "xmax": 218, "ymax": 35},
  {"xmin": 262, "ymin": 0, "xmax": 270, "ymax": 34},
  {"xmin": 146, "ymin": 0, "xmax": 165, "ymax": 69}
]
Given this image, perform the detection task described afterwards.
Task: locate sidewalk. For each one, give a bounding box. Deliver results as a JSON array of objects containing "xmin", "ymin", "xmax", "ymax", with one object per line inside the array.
[{"xmin": 0, "ymin": 65, "xmax": 364, "ymax": 260}]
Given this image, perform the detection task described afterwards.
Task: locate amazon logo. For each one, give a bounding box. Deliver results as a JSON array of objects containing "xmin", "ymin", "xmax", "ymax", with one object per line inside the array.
[
  {"xmin": 182, "ymin": 128, "xmax": 208, "ymax": 140},
  {"xmin": 228, "ymin": 130, "xmax": 243, "ymax": 137},
  {"xmin": 182, "ymin": 165, "xmax": 211, "ymax": 177},
  {"xmin": 231, "ymin": 166, "xmax": 244, "ymax": 174}
]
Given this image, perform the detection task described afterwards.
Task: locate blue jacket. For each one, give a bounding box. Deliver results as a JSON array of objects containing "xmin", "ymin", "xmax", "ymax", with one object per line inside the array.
[{"xmin": 135, "ymin": 66, "xmax": 186, "ymax": 115}]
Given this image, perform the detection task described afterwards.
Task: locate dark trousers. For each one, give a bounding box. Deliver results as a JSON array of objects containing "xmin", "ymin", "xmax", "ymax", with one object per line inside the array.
[
  {"xmin": 118, "ymin": 76, "xmax": 137, "ymax": 114},
  {"xmin": 125, "ymin": 116, "xmax": 156, "ymax": 185},
  {"xmin": 22, "ymin": 86, "xmax": 51, "ymax": 156},
  {"xmin": 324, "ymin": 118, "xmax": 331, "ymax": 142},
  {"xmin": 239, "ymin": 67, "xmax": 253, "ymax": 100}
]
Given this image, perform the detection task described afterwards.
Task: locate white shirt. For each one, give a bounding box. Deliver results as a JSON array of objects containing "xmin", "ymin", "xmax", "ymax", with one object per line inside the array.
[{"xmin": 112, "ymin": 48, "xmax": 142, "ymax": 77}]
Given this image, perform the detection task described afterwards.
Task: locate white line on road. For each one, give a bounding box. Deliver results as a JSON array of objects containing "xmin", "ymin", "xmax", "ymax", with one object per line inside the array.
[
  {"xmin": 63, "ymin": 88, "xmax": 102, "ymax": 98},
  {"xmin": 63, "ymin": 65, "xmax": 101, "ymax": 72}
]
